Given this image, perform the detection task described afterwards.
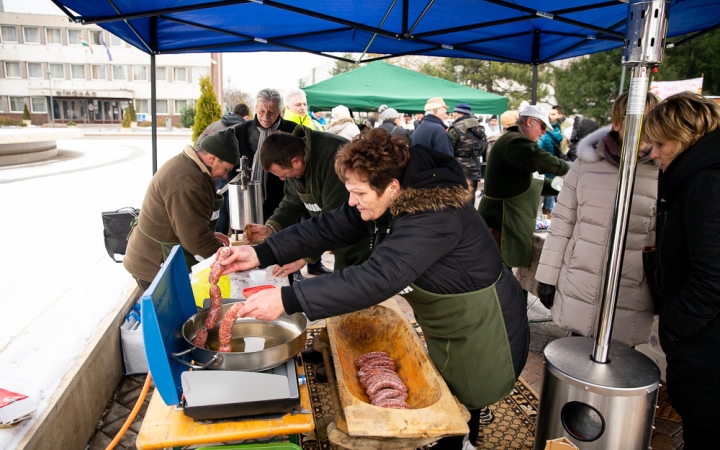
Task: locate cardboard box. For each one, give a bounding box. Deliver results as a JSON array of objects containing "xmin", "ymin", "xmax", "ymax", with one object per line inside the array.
[
  {"xmin": 544, "ymin": 437, "xmax": 579, "ymax": 450},
  {"xmin": 0, "ymin": 388, "xmax": 37, "ymax": 427}
]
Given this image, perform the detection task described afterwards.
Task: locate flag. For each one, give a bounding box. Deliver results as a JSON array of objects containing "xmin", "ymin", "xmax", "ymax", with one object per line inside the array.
[
  {"xmin": 79, "ymin": 37, "xmax": 93, "ymax": 54},
  {"xmin": 102, "ymin": 39, "xmax": 113, "ymax": 61}
]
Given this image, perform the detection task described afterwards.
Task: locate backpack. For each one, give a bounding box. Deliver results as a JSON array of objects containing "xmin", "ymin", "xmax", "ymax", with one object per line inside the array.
[{"xmin": 453, "ymin": 123, "xmax": 488, "ymax": 161}]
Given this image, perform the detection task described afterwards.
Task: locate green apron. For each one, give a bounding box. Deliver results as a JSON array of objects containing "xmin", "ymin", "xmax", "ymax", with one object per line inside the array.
[
  {"xmin": 130, "ymin": 193, "xmax": 224, "ymax": 272},
  {"xmin": 399, "ymin": 274, "xmax": 516, "ymax": 409},
  {"xmin": 481, "ymin": 177, "xmax": 543, "ymax": 268}
]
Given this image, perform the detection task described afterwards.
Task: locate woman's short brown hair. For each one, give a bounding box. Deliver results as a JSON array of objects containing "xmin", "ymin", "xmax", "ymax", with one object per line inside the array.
[
  {"xmin": 334, "ymin": 128, "xmax": 410, "ymax": 195},
  {"xmin": 644, "ymin": 91, "xmax": 720, "ymax": 149},
  {"xmin": 611, "ymin": 91, "xmax": 661, "ymax": 126}
]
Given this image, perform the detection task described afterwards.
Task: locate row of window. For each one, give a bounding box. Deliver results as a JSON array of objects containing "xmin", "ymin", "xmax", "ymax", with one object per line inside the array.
[
  {"xmin": 2, "ymin": 61, "xmax": 208, "ymax": 82},
  {"xmin": 1, "ymin": 96, "xmax": 196, "ymax": 115},
  {"xmin": 0, "ymin": 25, "xmax": 124, "ymax": 47}
]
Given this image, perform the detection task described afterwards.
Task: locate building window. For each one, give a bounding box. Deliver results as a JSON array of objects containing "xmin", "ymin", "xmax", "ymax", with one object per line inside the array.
[
  {"xmin": 49, "ymin": 63, "xmax": 64, "ymax": 79},
  {"xmin": 31, "ymin": 97, "xmax": 47, "ymax": 113},
  {"xmin": 173, "ymin": 67, "xmax": 187, "ymax": 82},
  {"xmin": 46, "ymin": 28, "xmax": 62, "ymax": 45},
  {"xmin": 192, "ymin": 66, "xmax": 208, "ymax": 81},
  {"xmin": 70, "ymin": 64, "xmax": 85, "ymax": 80},
  {"xmin": 67, "ymin": 29, "xmax": 82, "ymax": 45},
  {"xmin": 4, "ymin": 61, "xmax": 21, "ymax": 78},
  {"xmin": 174, "ymin": 100, "xmax": 188, "ymax": 115},
  {"xmin": 1, "ymin": 25, "xmax": 18, "ymax": 43},
  {"xmin": 27, "ymin": 62, "xmax": 43, "ymax": 79},
  {"xmin": 91, "ymin": 65, "xmax": 106, "ymax": 80},
  {"xmin": 109, "ymin": 33, "xmax": 123, "ymax": 47},
  {"xmin": 155, "ymin": 66, "xmax": 167, "ymax": 82},
  {"xmin": 23, "ymin": 26, "xmax": 40, "ymax": 44},
  {"xmin": 9, "ymin": 97, "xmax": 25, "ymax": 113},
  {"xmin": 156, "ymin": 100, "xmax": 168, "ymax": 114},
  {"xmin": 135, "ymin": 99, "xmax": 149, "ymax": 114},
  {"xmin": 133, "ymin": 65, "xmax": 148, "ymax": 81},
  {"xmin": 112, "ymin": 65, "xmax": 127, "ymax": 81},
  {"xmin": 89, "ymin": 30, "xmax": 103, "ymax": 45}
]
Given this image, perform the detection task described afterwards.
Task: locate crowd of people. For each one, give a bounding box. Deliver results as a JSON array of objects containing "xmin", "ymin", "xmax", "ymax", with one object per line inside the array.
[{"xmin": 123, "ymin": 88, "xmax": 720, "ymax": 448}]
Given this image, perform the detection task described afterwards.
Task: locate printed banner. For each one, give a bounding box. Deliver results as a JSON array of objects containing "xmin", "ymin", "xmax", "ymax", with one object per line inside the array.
[{"xmin": 649, "ymin": 77, "xmax": 703, "ymax": 100}]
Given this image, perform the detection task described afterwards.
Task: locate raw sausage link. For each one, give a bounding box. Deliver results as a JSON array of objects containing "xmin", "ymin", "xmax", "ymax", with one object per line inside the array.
[
  {"xmin": 209, "ymin": 247, "xmax": 232, "ymax": 285},
  {"xmin": 359, "ymin": 368, "xmax": 398, "ymax": 386},
  {"xmin": 217, "ymin": 302, "xmax": 243, "ymax": 352},
  {"xmin": 366, "ymin": 377, "xmax": 408, "ymax": 396},
  {"xmin": 205, "ymin": 285, "xmax": 223, "ymax": 330},
  {"xmin": 375, "ymin": 398, "xmax": 412, "ymax": 409},
  {"xmin": 192, "ymin": 329, "xmax": 208, "ymax": 348},
  {"xmin": 361, "ymin": 370, "xmax": 403, "ymax": 388},
  {"xmin": 370, "ymin": 388, "xmax": 406, "ymax": 403},
  {"xmin": 355, "ymin": 351, "xmax": 390, "ymax": 367},
  {"xmin": 361, "ymin": 357, "xmax": 396, "ymax": 371}
]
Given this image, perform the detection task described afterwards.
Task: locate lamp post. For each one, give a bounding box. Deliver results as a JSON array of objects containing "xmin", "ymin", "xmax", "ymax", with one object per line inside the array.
[
  {"xmin": 47, "ymin": 66, "xmax": 55, "ymax": 128},
  {"xmin": 453, "ymin": 65, "xmax": 464, "ymax": 84}
]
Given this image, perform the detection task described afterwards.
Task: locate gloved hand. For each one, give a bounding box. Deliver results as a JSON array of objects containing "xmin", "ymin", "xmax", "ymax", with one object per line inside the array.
[{"xmin": 536, "ymin": 282, "xmax": 556, "ymax": 309}]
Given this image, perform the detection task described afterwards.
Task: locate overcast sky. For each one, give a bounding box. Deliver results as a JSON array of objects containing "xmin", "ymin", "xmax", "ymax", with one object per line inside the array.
[{"xmin": 5, "ymin": 0, "xmax": 337, "ymax": 97}]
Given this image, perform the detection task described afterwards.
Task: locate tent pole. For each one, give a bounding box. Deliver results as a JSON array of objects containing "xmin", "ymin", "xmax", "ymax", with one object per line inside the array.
[
  {"xmin": 531, "ymin": 29, "xmax": 539, "ymax": 104},
  {"xmin": 531, "ymin": 65, "xmax": 538, "ymax": 104},
  {"xmin": 593, "ymin": 0, "xmax": 669, "ymax": 363},
  {"xmin": 151, "ymin": 52, "xmax": 158, "ymax": 175}
]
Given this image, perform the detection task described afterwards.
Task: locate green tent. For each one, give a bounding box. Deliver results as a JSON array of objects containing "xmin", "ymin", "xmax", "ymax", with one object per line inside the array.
[{"xmin": 303, "ymin": 61, "xmax": 507, "ymax": 116}]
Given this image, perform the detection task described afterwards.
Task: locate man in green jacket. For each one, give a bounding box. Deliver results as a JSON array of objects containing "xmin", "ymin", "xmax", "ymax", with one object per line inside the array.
[
  {"xmin": 478, "ymin": 105, "xmax": 570, "ymax": 268},
  {"xmin": 244, "ymin": 126, "xmax": 371, "ymax": 272}
]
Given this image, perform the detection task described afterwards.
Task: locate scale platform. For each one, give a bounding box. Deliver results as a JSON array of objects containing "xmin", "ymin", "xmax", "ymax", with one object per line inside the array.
[{"xmin": 141, "ymin": 245, "xmax": 302, "ymax": 422}]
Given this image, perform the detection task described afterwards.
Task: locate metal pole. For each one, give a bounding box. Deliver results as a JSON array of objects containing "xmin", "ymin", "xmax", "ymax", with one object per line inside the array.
[
  {"xmin": 593, "ymin": 0, "xmax": 669, "ymax": 363},
  {"xmin": 531, "ymin": 65, "xmax": 538, "ymax": 104},
  {"xmin": 619, "ymin": 65, "xmax": 627, "ymax": 95},
  {"xmin": 151, "ymin": 53, "xmax": 157, "ymax": 175},
  {"xmin": 47, "ymin": 66, "xmax": 55, "ymax": 128}
]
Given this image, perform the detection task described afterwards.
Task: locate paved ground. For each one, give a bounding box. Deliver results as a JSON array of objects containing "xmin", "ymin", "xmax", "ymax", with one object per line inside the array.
[{"xmin": 85, "ymin": 287, "xmax": 685, "ymax": 450}]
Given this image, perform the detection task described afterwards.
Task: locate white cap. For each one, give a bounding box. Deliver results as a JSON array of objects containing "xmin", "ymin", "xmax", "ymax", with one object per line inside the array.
[
  {"xmin": 331, "ymin": 105, "xmax": 351, "ymax": 120},
  {"xmin": 519, "ymin": 104, "xmax": 553, "ymax": 131},
  {"xmin": 380, "ymin": 107, "xmax": 400, "ymax": 121}
]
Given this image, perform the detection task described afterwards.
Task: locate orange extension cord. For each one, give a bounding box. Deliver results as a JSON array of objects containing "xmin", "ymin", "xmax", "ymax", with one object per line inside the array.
[{"xmin": 106, "ymin": 373, "xmax": 153, "ymax": 450}]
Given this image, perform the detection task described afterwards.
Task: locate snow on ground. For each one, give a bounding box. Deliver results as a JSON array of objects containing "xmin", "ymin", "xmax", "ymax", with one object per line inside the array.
[{"xmin": 0, "ymin": 134, "xmax": 191, "ymax": 448}]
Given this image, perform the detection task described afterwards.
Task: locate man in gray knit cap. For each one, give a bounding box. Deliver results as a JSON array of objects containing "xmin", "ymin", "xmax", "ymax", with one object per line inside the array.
[{"xmin": 124, "ymin": 128, "xmax": 240, "ymax": 290}]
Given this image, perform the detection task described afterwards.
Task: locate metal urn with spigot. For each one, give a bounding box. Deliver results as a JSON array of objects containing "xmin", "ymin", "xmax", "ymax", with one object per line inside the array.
[{"xmin": 228, "ymin": 155, "xmax": 263, "ymax": 240}]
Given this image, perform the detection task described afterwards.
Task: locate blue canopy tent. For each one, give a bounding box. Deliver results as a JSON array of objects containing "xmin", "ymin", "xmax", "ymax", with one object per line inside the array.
[{"xmin": 50, "ymin": 0, "xmax": 720, "ymax": 172}]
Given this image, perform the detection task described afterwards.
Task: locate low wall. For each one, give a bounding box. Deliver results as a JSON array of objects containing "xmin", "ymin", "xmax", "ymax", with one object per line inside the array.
[
  {"xmin": 0, "ymin": 128, "xmax": 83, "ymax": 166},
  {"xmin": 17, "ymin": 284, "xmax": 140, "ymax": 450}
]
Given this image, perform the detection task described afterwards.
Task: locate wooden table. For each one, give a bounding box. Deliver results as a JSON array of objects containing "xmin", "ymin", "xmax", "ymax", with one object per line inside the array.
[{"xmin": 135, "ymin": 359, "xmax": 314, "ymax": 450}]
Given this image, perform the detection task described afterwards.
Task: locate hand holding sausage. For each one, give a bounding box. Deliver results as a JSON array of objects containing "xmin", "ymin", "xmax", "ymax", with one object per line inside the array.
[
  {"xmin": 219, "ymin": 246, "xmax": 261, "ymax": 275},
  {"xmin": 272, "ymin": 259, "xmax": 306, "ymax": 277},
  {"xmin": 243, "ymin": 223, "xmax": 273, "ymax": 244},
  {"xmin": 214, "ymin": 232, "xmax": 230, "ymax": 247},
  {"xmin": 238, "ymin": 288, "xmax": 285, "ymax": 321}
]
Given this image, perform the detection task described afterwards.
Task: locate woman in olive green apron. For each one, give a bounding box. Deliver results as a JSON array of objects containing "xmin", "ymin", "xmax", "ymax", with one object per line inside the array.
[{"xmin": 218, "ymin": 129, "xmax": 530, "ymax": 450}]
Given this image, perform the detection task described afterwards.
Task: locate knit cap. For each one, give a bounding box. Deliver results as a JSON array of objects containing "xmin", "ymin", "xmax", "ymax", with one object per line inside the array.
[
  {"xmin": 200, "ymin": 128, "xmax": 240, "ymax": 166},
  {"xmin": 380, "ymin": 107, "xmax": 400, "ymax": 121},
  {"xmin": 332, "ymin": 105, "xmax": 351, "ymax": 120},
  {"xmin": 453, "ymin": 103, "xmax": 472, "ymax": 115}
]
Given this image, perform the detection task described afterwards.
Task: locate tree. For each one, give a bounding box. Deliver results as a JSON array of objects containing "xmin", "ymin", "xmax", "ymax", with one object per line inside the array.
[
  {"xmin": 332, "ymin": 54, "xmax": 362, "ymax": 76},
  {"xmin": 224, "ymin": 87, "xmax": 252, "ymax": 115},
  {"xmin": 652, "ymin": 28, "xmax": 720, "ymax": 95},
  {"xmin": 180, "ymin": 107, "xmax": 196, "ymax": 128},
  {"xmin": 419, "ymin": 58, "xmax": 553, "ymax": 109},
  {"xmin": 554, "ymin": 49, "xmax": 625, "ymax": 125},
  {"xmin": 23, "ymin": 104, "xmax": 31, "ymax": 121},
  {"xmin": 127, "ymin": 102, "xmax": 137, "ymax": 123},
  {"xmin": 121, "ymin": 108, "xmax": 131, "ymax": 128},
  {"xmin": 192, "ymin": 76, "xmax": 223, "ymax": 144}
]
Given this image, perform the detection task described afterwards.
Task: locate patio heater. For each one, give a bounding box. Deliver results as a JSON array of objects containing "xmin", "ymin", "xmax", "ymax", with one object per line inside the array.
[{"xmin": 533, "ymin": 1, "xmax": 666, "ymax": 448}]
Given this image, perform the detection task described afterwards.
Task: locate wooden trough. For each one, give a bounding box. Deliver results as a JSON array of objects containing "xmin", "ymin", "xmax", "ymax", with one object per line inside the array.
[{"xmin": 325, "ymin": 299, "xmax": 469, "ymax": 448}]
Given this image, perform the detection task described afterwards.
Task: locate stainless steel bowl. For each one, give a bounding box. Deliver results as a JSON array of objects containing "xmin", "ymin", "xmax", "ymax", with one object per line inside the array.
[{"xmin": 175, "ymin": 301, "xmax": 307, "ymax": 371}]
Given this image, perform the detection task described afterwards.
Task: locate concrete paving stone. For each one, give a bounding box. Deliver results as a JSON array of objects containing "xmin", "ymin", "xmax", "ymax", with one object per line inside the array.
[
  {"xmin": 529, "ymin": 337, "xmax": 549, "ymax": 354},
  {"xmin": 650, "ymin": 432, "xmax": 683, "ymax": 450},
  {"xmin": 529, "ymin": 379, "xmax": 544, "ymax": 396},
  {"xmin": 87, "ymin": 430, "xmax": 113, "ymax": 450},
  {"xmin": 520, "ymin": 370, "xmax": 540, "ymax": 385},
  {"xmin": 115, "ymin": 385, "xmax": 143, "ymax": 407},
  {"xmin": 101, "ymin": 402, "xmax": 132, "ymax": 432},
  {"xmin": 522, "ymin": 354, "xmax": 545, "ymax": 375},
  {"xmin": 117, "ymin": 428, "xmax": 139, "ymax": 449},
  {"xmin": 653, "ymin": 418, "xmax": 683, "ymax": 437},
  {"xmin": 130, "ymin": 416, "xmax": 143, "ymax": 433},
  {"xmin": 102, "ymin": 414, "xmax": 129, "ymax": 438}
]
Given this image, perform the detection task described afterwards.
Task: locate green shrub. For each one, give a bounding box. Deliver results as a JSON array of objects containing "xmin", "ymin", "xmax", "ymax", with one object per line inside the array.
[
  {"xmin": 180, "ymin": 107, "xmax": 196, "ymax": 128},
  {"xmin": 23, "ymin": 104, "xmax": 31, "ymax": 121},
  {"xmin": 139, "ymin": 121, "xmax": 152, "ymax": 127},
  {"xmin": 127, "ymin": 103, "xmax": 137, "ymax": 122},
  {"xmin": 121, "ymin": 109, "xmax": 131, "ymax": 128},
  {"xmin": 0, "ymin": 117, "xmax": 24, "ymax": 126},
  {"xmin": 191, "ymin": 76, "xmax": 222, "ymax": 145},
  {"xmin": 67, "ymin": 121, "xmax": 77, "ymax": 126}
]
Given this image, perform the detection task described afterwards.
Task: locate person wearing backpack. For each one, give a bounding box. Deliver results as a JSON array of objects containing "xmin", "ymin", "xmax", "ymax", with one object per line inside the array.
[{"xmin": 448, "ymin": 103, "xmax": 488, "ymax": 200}]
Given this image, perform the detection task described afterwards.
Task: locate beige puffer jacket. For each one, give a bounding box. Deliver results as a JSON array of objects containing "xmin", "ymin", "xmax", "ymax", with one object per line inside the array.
[{"xmin": 535, "ymin": 126, "xmax": 657, "ymax": 346}]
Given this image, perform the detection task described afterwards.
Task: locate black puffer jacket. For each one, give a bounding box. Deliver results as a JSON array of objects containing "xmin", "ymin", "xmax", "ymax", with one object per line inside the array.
[
  {"xmin": 655, "ymin": 128, "xmax": 720, "ymax": 430},
  {"xmin": 254, "ymin": 145, "xmax": 530, "ymax": 378}
]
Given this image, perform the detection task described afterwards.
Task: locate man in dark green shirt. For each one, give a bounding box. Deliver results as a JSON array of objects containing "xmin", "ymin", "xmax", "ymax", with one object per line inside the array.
[
  {"xmin": 478, "ymin": 105, "xmax": 570, "ymax": 268},
  {"xmin": 244, "ymin": 125, "xmax": 371, "ymax": 272}
]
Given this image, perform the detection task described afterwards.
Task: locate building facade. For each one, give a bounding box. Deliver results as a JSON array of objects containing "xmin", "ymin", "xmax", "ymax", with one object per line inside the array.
[{"xmin": 0, "ymin": 12, "xmax": 222, "ymax": 126}]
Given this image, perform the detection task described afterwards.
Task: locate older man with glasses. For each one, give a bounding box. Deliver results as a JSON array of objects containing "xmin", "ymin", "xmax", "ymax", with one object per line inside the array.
[{"xmin": 478, "ymin": 104, "xmax": 570, "ymax": 269}]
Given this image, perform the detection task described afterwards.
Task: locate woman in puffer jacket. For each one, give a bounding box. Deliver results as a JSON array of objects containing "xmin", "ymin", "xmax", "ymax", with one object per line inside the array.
[
  {"xmin": 534, "ymin": 91, "xmax": 660, "ymax": 347},
  {"xmin": 325, "ymin": 105, "xmax": 360, "ymax": 141}
]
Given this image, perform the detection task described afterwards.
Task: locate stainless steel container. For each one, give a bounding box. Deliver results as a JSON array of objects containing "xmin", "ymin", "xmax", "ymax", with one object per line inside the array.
[
  {"xmin": 228, "ymin": 180, "xmax": 263, "ymax": 231},
  {"xmin": 534, "ymin": 337, "xmax": 660, "ymax": 449}
]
